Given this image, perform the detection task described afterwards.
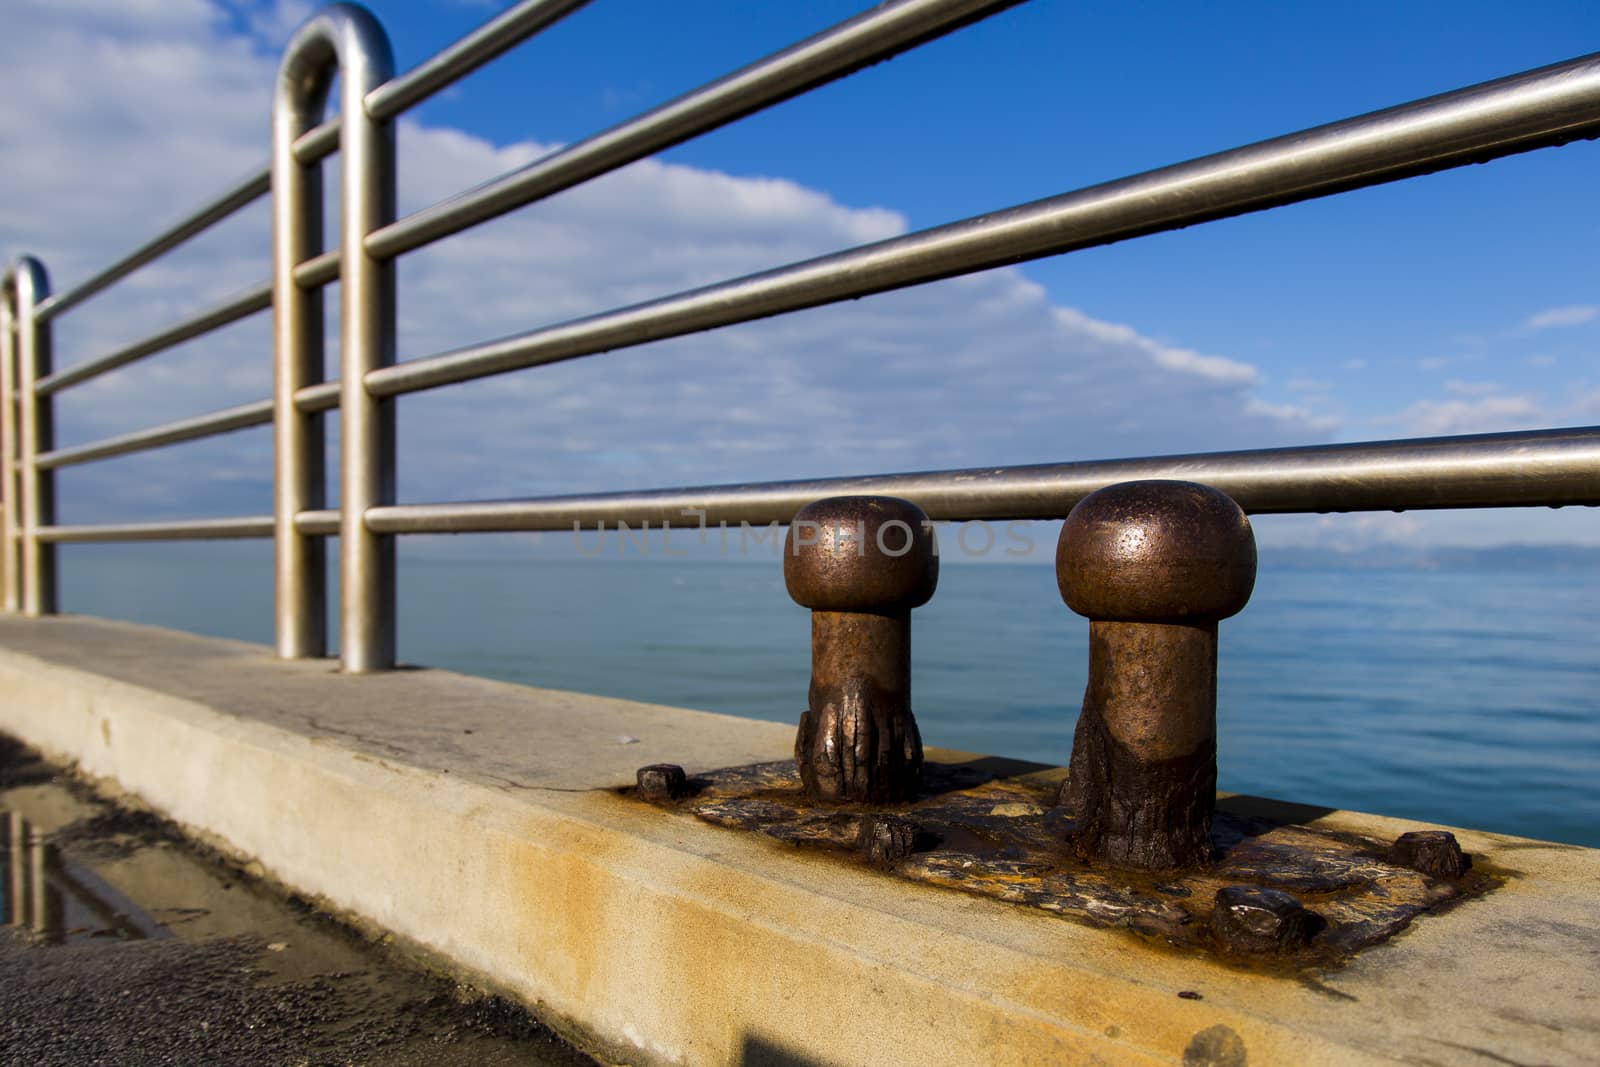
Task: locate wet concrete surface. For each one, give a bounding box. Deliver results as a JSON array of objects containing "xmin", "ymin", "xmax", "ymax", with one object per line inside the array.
[{"xmin": 0, "ymin": 735, "xmax": 598, "ymax": 1067}]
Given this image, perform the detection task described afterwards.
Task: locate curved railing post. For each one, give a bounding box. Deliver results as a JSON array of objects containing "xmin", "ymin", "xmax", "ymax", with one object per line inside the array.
[
  {"xmin": 4, "ymin": 258, "xmax": 56, "ymax": 617},
  {"xmin": 273, "ymin": 4, "xmax": 397, "ymax": 671},
  {"xmin": 270, "ymin": 24, "xmax": 329, "ymax": 660}
]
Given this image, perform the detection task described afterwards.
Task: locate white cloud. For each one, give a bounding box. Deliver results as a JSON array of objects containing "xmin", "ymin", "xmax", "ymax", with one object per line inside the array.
[
  {"xmin": 1366, "ymin": 373, "xmax": 1598, "ymax": 460},
  {"xmin": 4, "ymin": 0, "xmax": 1338, "ymax": 528},
  {"xmin": 228, "ymin": 0, "xmax": 315, "ymax": 48},
  {"xmin": 1048, "ymin": 308, "xmax": 1259, "ymax": 385},
  {"xmin": 1443, "ymin": 379, "xmax": 1503, "ymax": 397},
  {"xmin": 1524, "ymin": 305, "xmax": 1599, "ymax": 330},
  {"xmin": 1240, "ymin": 399, "xmax": 1340, "ymax": 435},
  {"xmin": 1381, "ymin": 394, "xmax": 1542, "ymax": 436},
  {"xmin": 1572, "ymin": 390, "xmax": 1600, "ymax": 419}
]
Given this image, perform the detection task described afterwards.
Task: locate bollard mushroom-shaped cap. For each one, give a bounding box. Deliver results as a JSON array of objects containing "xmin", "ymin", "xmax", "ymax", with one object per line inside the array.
[
  {"xmin": 785, "ymin": 496, "xmax": 938, "ymax": 613},
  {"xmin": 1057, "ymin": 480, "xmax": 1255, "ymax": 622}
]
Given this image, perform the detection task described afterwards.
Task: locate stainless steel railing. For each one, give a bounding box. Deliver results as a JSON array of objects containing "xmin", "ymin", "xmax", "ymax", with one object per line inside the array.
[{"xmin": 1, "ymin": 0, "xmax": 1596, "ymax": 673}]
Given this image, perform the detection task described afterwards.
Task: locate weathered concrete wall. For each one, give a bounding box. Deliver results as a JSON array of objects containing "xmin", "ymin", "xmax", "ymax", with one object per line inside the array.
[{"xmin": 0, "ymin": 616, "xmax": 1595, "ymax": 1065}]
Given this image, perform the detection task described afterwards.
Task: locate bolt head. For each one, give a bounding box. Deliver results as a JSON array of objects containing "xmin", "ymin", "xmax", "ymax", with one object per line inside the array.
[
  {"xmin": 635, "ymin": 764, "xmax": 690, "ymax": 801},
  {"xmin": 856, "ymin": 814, "xmax": 923, "ymax": 865},
  {"xmin": 784, "ymin": 496, "xmax": 938, "ymax": 613},
  {"xmin": 1209, "ymin": 886, "xmax": 1323, "ymax": 954},
  {"xmin": 1391, "ymin": 830, "xmax": 1469, "ymax": 879},
  {"xmin": 1057, "ymin": 480, "xmax": 1256, "ymax": 622}
]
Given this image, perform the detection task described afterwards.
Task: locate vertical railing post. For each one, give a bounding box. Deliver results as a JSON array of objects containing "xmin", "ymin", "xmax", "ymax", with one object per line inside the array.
[
  {"xmin": 0, "ymin": 292, "xmax": 17, "ymax": 613},
  {"xmin": 271, "ymin": 37, "xmax": 329, "ymax": 662},
  {"xmin": 273, "ymin": 4, "xmax": 397, "ymax": 672},
  {"xmin": 9, "ymin": 258, "xmax": 55, "ymax": 617}
]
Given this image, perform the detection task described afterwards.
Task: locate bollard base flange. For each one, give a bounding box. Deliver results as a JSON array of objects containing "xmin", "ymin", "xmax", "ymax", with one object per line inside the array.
[{"xmin": 629, "ymin": 758, "xmax": 1501, "ymax": 972}]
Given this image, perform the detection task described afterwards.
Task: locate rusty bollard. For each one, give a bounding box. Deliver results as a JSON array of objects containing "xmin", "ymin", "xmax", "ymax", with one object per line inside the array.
[
  {"xmin": 785, "ymin": 496, "xmax": 938, "ymax": 804},
  {"xmin": 1056, "ymin": 480, "xmax": 1256, "ymax": 870}
]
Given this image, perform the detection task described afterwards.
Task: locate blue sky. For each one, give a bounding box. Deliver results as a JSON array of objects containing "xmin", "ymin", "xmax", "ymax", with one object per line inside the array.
[{"xmin": 2, "ymin": 0, "xmax": 1597, "ymax": 551}]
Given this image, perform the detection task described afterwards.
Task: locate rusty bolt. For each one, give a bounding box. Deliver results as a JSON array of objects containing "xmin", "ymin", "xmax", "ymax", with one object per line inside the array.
[
  {"xmin": 1056, "ymin": 480, "xmax": 1256, "ymax": 870},
  {"xmin": 1391, "ymin": 830, "xmax": 1469, "ymax": 879},
  {"xmin": 1210, "ymin": 886, "xmax": 1323, "ymax": 954},
  {"xmin": 856, "ymin": 814, "xmax": 922, "ymax": 865},
  {"xmin": 785, "ymin": 496, "xmax": 938, "ymax": 804},
  {"xmin": 636, "ymin": 763, "xmax": 690, "ymax": 801}
]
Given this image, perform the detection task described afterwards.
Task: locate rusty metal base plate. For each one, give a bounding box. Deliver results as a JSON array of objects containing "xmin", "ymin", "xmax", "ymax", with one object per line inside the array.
[{"xmin": 632, "ymin": 759, "xmax": 1500, "ymax": 971}]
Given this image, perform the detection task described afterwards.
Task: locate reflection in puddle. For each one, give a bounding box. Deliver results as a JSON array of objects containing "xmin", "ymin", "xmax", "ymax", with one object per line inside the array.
[
  {"xmin": 0, "ymin": 736, "xmax": 597, "ymax": 1065},
  {"xmin": 2, "ymin": 810, "xmax": 167, "ymax": 944}
]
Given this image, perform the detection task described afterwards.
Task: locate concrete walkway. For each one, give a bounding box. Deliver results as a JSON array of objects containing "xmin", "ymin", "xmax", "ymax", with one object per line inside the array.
[{"xmin": 0, "ymin": 615, "xmax": 1595, "ymax": 1066}]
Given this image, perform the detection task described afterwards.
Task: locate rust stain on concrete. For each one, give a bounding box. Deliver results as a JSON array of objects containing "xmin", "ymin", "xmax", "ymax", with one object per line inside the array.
[{"xmin": 629, "ymin": 758, "xmax": 1502, "ymax": 973}]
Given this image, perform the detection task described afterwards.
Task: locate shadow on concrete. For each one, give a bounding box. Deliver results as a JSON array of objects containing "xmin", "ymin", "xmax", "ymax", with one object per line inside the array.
[
  {"xmin": 740, "ymin": 1032, "xmax": 829, "ymax": 1067},
  {"xmin": 1214, "ymin": 794, "xmax": 1341, "ymax": 847},
  {"xmin": 920, "ymin": 754, "xmax": 1056, "ymax": 799}
]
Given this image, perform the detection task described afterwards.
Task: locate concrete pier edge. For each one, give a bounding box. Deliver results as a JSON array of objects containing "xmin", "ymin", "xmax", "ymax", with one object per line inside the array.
[{"xmin": 0, "ymin": 616, "xmax": 1594, "ymax": 1066}]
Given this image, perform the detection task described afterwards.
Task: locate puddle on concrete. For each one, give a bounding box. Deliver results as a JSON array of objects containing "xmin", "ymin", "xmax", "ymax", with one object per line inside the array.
[
  {"xmin": 2, "ymin": 810, "xmax": 169, "ymax": 943},
  {"xmin": 0, "ymin": 735, "xmax": 597, "ymax": 1067}
]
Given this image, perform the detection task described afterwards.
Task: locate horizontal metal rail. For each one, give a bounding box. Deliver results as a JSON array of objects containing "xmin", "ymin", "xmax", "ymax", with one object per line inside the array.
[
  {"xmin": 290, "ymin": 112, "xmax": 340, "ymax": 167},
  {"xmin": 366, "ymin": 0, "xmax": 593, "ymax": 127},
  {"xmin": 34, "ymin": 400, "xmax": 274, "ymax": 471},
  {"xmin": 225, "ymin": 1, "xmax": 1011, "ymax": 303},
  {"xmin": 289, "ymin": 0, "xmax": 595, "ymax": 165},
  {"xmin": 294, "ymin": 382, "xmax": 341, "ymax": 414},
  {"xmin": 296, "ymin": 511, "xmax": 341, "ymax": 537},
  {"xmin": 33, "ymin": 168, "xmax": 270, "ymax": 323},
  {"xmin": 38, "ymin": 517, "xmax": 274, "ymax": 543},
  {"xmin": 292, "ymin": 250, "xmax": 341, "ymax": 290},
  {"xmin": 33, "ymin": 0, "xmax": 591, "ymax": 326},
  {"xmin": 366, "ymin": 0, "xmax": 1025, "ymax": 260},
  {"xmin": 37, "ymin": 282, "xmax": 272, "ymax": 395},
  {"xmin": 274, "ymin": 427, "xmax": 1600, "ymax": 536},
  {"xmin": 368, "ymin": 51, "xmax": 1600, "ymax": 399}
]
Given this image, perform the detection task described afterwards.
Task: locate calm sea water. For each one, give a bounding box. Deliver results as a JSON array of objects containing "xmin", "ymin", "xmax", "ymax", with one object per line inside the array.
[{"xmin": 55, "ymin": 545, "xmax": 1600, "ymax": 848}]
